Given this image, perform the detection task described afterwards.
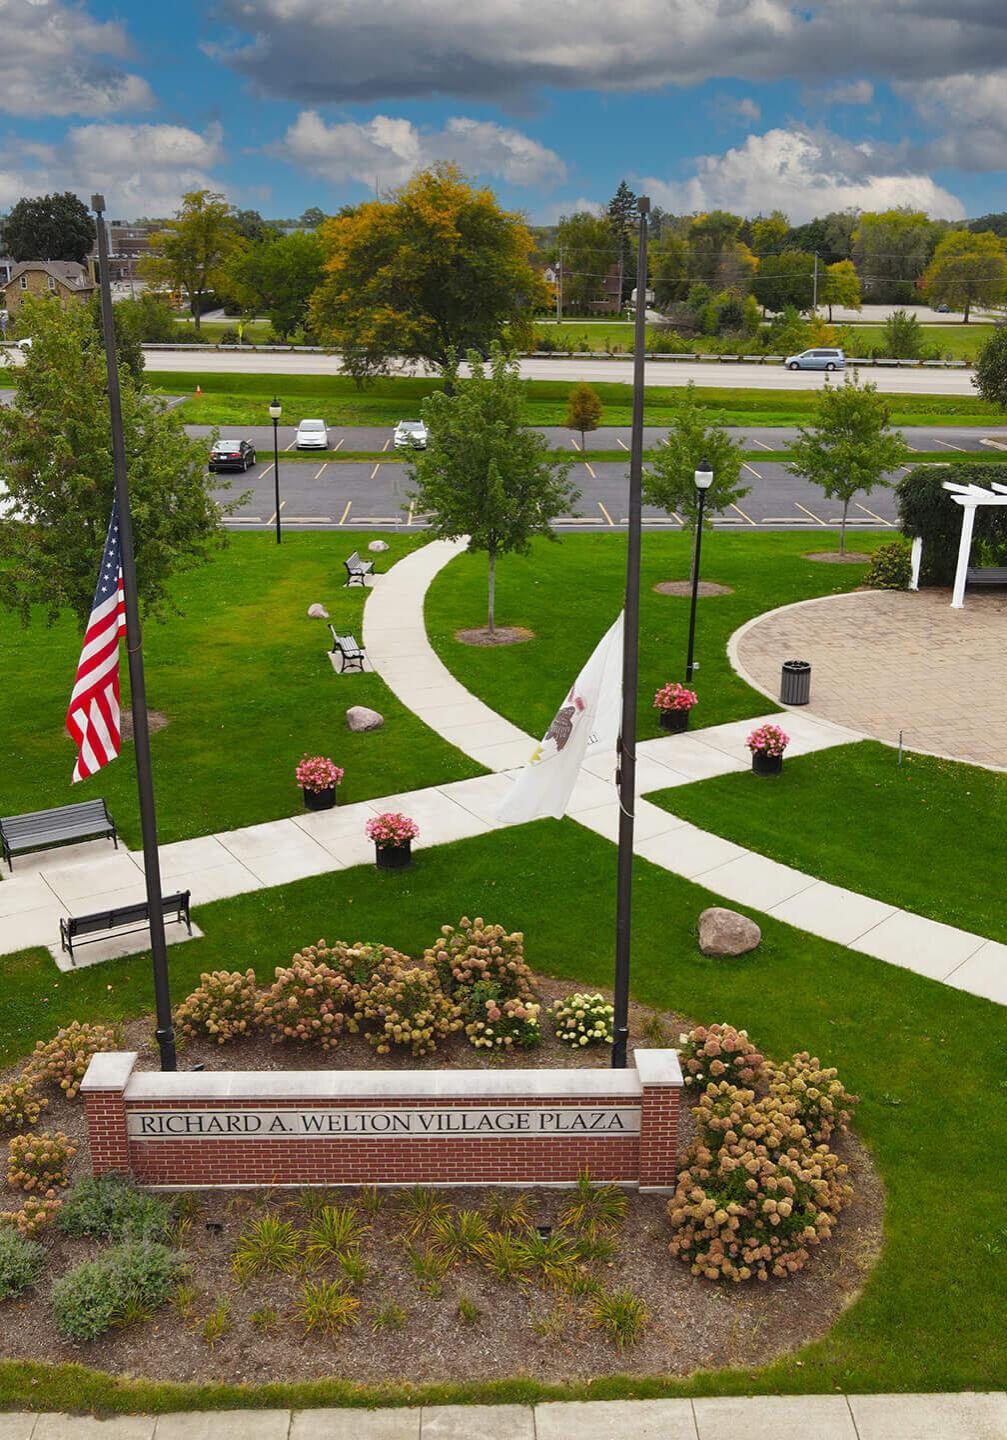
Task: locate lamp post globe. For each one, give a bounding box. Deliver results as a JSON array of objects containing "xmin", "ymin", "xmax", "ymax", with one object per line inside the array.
[
  {"xmin": 685, "ymin": 457, "xmax": 712, "ymax": 683},
  {"xmin": 269, "ymin": 398, "xmax": 282, "ymax": 545}
]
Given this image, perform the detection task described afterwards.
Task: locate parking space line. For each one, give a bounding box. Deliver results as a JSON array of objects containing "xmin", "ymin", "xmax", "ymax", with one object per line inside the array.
[
  {"xmin": 617, "ymin": 437, "xmax": 629, "ymax": 451},
  {"xmin": 584, "ymin": 461, "xmax": 596, "ymax": 479},
  {"xmin": 742, "ymin": 461, "xmax": 763, "ymax": 479},
  {"xmin": 314, "ymin": 463, "xmax": 327, "ymax": 480},
  {"xmin": 569, "ymin": 437, "xmax": 581, "ymax": 451},
  {"xmin": 333, "ymin": 438, "xmax": 344, "ymax": 451},
  {"xmin": 339, "ymin": 501, "xmax": 352, "ymax": 524},
  {"xmin": 266, "ymin": 500, "xmax": 287, "ymax": 526},
  {"xmin": 749, "ymin": 438, "xmax": 774, "ymax": 451},
  {"xmin": 598, "ymin": 500, "xmax": 614, "ymax": 526},
  {"xmin": 933, "ymin": 438, "xmax": 965, "ymax": 452},
  {"xmin": 370, "ymin": 463, "xmax": 381, "ymax": 479},
  {"xmin": 906, "ymin": 444, "xmax": 923, "ymax": 453},
  {"xmin": 284, "ymin": 439, "xmax": 297, "ymax": 451},
  {"xmin": 672, "ymin": 511, "xmax": 684, "ymax": 526},
  {"xmin": 794, "ymin": 501, "xmax": 826, "ymax": 525},
  {"xmin": 381, "ymin": 439, "xmax": 390, "ymax": 452},
  {"xmin": 730, "ymin": 501, "xmax": 757, "ymax": 526},
  {"xmin": 855, "ymin": 501, "xmax": 893, "ymax": 525},
  {"xmin": 407, "ymin": 501, "xmax": 415, "ymax": 525},
  {"xmin": 259, "ymin": 462, "xmax": 273, "ymax": 479}
]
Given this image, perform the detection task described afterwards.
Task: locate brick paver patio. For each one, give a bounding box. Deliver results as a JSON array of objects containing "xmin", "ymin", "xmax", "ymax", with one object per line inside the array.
[{"xmin": 735, "ymin": 587, "xmax": 1007, "ymax": 771}]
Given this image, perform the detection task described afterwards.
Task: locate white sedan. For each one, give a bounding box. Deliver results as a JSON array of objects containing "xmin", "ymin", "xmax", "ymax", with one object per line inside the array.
[
  {"xmin": 394, "ymin": 419, "xmax": 428, "ymax": 449},
  {"xmin": 296, "ymin": 418, "xmax": 329, "ymax": 449}
]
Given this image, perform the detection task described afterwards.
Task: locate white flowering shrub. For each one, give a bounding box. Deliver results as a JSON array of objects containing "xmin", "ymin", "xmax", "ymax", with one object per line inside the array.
[{"xmin": 548, "ymin": 993, "xmax": 614, "ymax": 1048}]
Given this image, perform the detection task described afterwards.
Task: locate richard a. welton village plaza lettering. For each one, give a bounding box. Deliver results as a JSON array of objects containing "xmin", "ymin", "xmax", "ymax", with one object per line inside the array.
[{"xmin": 127, "ymin": 1106, "xmax": 643, "ymax": 1139}]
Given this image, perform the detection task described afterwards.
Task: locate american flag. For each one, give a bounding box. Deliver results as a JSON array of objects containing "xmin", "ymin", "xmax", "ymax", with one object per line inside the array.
[{"xmin": 66, "ymin": 501, "xmax": 126, "ymax": 783}]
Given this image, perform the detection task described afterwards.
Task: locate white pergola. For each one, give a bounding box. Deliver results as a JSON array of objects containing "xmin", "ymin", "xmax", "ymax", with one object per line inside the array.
[{"xmin": 908, "ymin": 480, "xmax": 1007, "ymax": 608}]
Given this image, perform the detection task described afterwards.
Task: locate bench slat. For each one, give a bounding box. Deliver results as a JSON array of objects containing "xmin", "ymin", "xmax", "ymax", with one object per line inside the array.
[
  {"xmin": 1, "ymin": 799, "xmax": 116, "ymax": 870},
  {"xmin": 61, "ymin": 891, "xmax": 191, "ymax": 963}
]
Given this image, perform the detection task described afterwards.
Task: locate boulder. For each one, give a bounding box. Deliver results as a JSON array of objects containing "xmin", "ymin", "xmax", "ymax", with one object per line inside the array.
[
  {"xmin": 368, "ymin": 539, "xmax": 390, "ymax": 553},
  {"xmin": 307, "ymin": 603, "xmax": 330, "ymax": 619},
  {"xmin": 698, "ymin": 907, "xmax": 761, "ymax": 957},
  {"xmin": 346, "ymin": 706, "xmax": 384, "ymax": 732}
]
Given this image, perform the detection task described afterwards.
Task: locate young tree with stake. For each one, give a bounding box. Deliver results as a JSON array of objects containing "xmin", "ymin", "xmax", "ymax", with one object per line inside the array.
[{"xmin": 565, "ymin": 383, "xmax": 603, "ymax": 450}]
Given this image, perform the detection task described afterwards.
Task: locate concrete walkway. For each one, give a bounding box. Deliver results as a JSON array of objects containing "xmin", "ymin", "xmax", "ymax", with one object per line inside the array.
[
  {"xmin": 2, "ymin": 1394, "xmax": 1005, "ymax": 1439},
  {"xmin": 1, "ymin": 540, "xmax": 1002, "ymax": 1003}
]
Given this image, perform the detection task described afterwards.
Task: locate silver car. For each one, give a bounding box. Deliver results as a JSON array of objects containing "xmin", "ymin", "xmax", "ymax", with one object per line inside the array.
[
  {"xmin": 296, "ymin": 418, "xmax": 329, "ymax": 449},
  {"xmin": 394, "ymin": 419, "xmax": 429, "ymax": 449},
  {"xmin": 785, "ymin": 348, "xmax": 845, "ymax": 372}
]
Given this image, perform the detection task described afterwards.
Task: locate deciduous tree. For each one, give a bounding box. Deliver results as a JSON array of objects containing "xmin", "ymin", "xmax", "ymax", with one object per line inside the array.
[
  {"xmin": 0, "ymin": 298, "xmax": 240, "ymax": 628},
  {"xmin": 789, "ymin": 371, "xmax": 910, "ymax": 554},
  {"xmin": 642, "ymin": 383, "xmax": 748, "ymax": 529},
  {"xmin": 221, "ymin": 231, "xmax": 324, "ymax": 339},
  {"xmin": 973, "ymin": 326, "xmax": 1007, "ymax": 412},
  {"xmin": 565, "ymin": 383, "xmax": 603, "ymax": 450},
  {"xmin": 819, "ymin": 260, "xmax": 861, "ymax": 321},
  {"xmin": 751, "ymin": 250, "xmax": 816, "ymax": 313},
  {"xmin": 408, "ymin": 349, "xmax": 579, "ymax": 632},
  {"xmin": 923, "ymin": 230, "xmax": 1007, "ymax": 323},
  {"xmin": 141, "ymin": 191, "xmax": 243, "ymax": 331},
  {"xmin": 555, "ymin": 211, "xmax": 617, "ymax": 314},
  {"xmin": 310, "ymin": 164, "xmax": 547, "ymax": 381},
  {"xmin": 3, "ymin": 192, "xmax": 95, "ymax": 264},
  {"xmin": 851, "ymin": 209, "xmax": 943, "ymax": 303}
]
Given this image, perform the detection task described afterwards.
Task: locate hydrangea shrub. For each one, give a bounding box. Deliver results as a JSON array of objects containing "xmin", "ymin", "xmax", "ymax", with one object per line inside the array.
[
  {"xmin": 256, "ymin": 955, "xmax": 356, "ymax": 1049},
  {"xmin": 176, "ymin": 969, "xmax": 260, "ymax": 1044},
  {"xmin": 0, "ymin": 1074, "xmax": 48, "ymax": 1130},
  {"xmin": 8, "ymin": 1131, "xmax": 77, "ymax": 1191},
  {"xmin": 358, "ymin": 964, "xmax": 462, "ymax": 1057},
  {"xmin": 548, "ymin": 993, "xmax": 614, "ymax": 1048},
  {"xmin": 28, "ymin": 1021, "xmax": 122, "ymax": 1100},
  {"xmin": 465, "ymin": 982, "xmax": 542, "ymax": 1050},
  {"xmin": 678, "ymin": 1023, "xmax": 766, "ymax": 1092}
]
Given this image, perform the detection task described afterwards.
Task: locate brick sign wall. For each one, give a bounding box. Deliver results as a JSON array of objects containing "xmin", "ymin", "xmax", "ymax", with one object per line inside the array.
[{"xmin": 82, "ymin": 1050, "xmax": 682, "ymax": 1191}]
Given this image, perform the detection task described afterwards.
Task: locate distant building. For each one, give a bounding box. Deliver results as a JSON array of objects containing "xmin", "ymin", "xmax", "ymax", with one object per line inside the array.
[
  {"xmin": 0, "ymin": 257, "xmax": 14, "ymax": 287},
  {"xmin": 2, "ymin": 260, "xmax": 95, "ymax": 315},
  {"xmin": 86, "ymin": 220, "xmax": 161, "ymax": 284}
]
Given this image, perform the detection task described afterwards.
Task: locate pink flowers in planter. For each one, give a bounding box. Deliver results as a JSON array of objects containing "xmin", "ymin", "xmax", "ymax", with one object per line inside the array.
[
  {"xmin": 295, "ymin": 754, "xmax": 345, "ymax": 792},
  {"xmin": 365, "ymin": 812, "xmax": 420, "ymax": 849},
  {"xmin": 654, "ymin": 682, "xmax": 698, "ymax": 713},
  {"xmin": 746, "ymin": 724, "xmax": 790, "ymax": 757}
]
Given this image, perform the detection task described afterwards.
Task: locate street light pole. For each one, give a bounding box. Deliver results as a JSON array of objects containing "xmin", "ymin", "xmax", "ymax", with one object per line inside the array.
[
  {"xmin": 685, "ymin": 459, "xmax": 713, "ymax": 684},
  {"xmin": 269, "ymin": 397, "xmax": 282, "ymax": 544}
]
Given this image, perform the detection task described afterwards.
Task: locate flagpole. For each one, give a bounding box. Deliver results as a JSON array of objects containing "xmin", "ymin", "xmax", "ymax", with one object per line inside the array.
[
  {"xmin": 611, "ymin": 196, "xmax": 649, "ymax": 1070},
  {"xmin": 92, "ymin": 194, "xmax": 177, "ymax": 1073}
]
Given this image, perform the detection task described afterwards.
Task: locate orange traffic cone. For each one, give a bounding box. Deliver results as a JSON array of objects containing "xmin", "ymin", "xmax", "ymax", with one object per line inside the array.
[{"xmin": 196, "ymin": 384, "xmax": 202, "ymax": 396}]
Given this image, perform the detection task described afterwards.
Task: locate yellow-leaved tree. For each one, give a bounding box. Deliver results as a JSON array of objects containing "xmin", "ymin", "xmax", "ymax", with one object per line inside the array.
[{"xmin": 309, "ymin": 164, "xmax": 548, "ymax": 384}]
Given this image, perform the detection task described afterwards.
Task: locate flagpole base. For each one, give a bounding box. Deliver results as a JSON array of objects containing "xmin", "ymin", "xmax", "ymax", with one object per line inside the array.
[{"xmin": 155, "ymin": 1027, "xmax": 178, "ymax": 1073}]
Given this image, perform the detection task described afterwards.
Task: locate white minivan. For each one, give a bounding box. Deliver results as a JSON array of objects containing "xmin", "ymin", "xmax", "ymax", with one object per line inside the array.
[{"xmin": 785, "ymin": 348, "xmax": 845, "ymax": 372}]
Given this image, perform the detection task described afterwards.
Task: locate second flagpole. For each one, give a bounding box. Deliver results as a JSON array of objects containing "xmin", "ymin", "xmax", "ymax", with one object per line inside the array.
[
  {"xmin": 92, "ymin": 195, "xmax": 177, "ymax": 1073},
  {"xmin": 611, "ymin": 196, "xmax": 650, "ymax": 1070}
]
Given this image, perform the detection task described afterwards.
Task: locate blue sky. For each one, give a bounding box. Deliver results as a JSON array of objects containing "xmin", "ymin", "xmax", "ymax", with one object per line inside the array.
[{"xmin": 2, "ymin": 0, "xmax": 1006, "ymax": 225}]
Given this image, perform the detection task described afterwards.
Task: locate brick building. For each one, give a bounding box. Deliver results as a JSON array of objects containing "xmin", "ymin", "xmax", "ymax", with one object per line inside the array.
[
  {"xmin": 2, "ymin": 260, "xmax": 95, "ymax": 316},
  {"xmin": 86, "ymin": 219, "xmax": 161, "ymax": 285}
]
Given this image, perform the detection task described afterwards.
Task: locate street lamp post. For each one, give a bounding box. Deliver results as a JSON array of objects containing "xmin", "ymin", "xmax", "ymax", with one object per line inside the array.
[
  {"xmin": 269, "ymin": 397, "xmax": 282, "ymax": 544},
  {"xmin": 685, "ymin": 459, "xmax": 713, "ymax": 684}
]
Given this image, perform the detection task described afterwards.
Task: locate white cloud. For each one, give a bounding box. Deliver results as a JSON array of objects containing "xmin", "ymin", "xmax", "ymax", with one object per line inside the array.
[
  {"xmin": 897, "ymin": 71, "xmax": 1007, "ymax": 170},
  {"xmin": 0, "ymin": 123, "xmax": 225, "ymax": 216},
  {"xmin": 277, "ymin": 112, "xmax": 567, "ymax": 191},
  {"xmin": 0, "ymin": 0, "xmax": 153, "ymax": 116},
  {"xmin": 638, "ymin": 128, "xmax": 965, "ymax": 224},
  {"xmin": 822, "ymin": 80, "xmax": 875, "ymax": 105},
  {"xmin": 210, "ymin": 0, "xmax": 1007, "ymax": 107}
]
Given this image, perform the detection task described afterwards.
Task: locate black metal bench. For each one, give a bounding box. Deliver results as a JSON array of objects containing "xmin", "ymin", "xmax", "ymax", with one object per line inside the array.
[
  {"xmin": 59, "ymin": 890, "xmax": 192, "ymax": 965},
  {"xmin": 1, "ymin": 798, "xmax": 117, "ymax": 873},
  {"xmin": 966, "ymin": 566, "xmax": 1007, "ymax": 587},
  {"xmin": 328, "ymin": 627, "xmax": 366, "ymax": 673},
  {"xmin": 343, "ymin": 550, "xmax": 374, "ymax": 586}
]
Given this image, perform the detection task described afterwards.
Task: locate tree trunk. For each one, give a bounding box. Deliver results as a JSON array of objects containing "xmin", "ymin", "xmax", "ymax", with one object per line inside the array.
[
  {"xmin": 827, "ymin": 302, "xmax": 833, "ymax": 322},
  {"xmin": 840, "ymin": 498, "xmax": 849, "ymax": 556},
  {"xmin": 192, "ymin": 292, "xmax": 201, "ymax": 333},
  {"xmin": 963, "ymin": 300, "xmax": 970, "ymax": 324},
  {"xmin": 580, "ymin": 427, "xmax": 586, "ymax": 451},
  {"xmin": 487, "ymin": 545, "xmax": 496, "ymax": 634}
]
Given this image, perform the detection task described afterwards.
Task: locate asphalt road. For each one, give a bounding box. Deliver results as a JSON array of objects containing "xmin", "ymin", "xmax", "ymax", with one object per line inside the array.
[{"xmin": 90, "ymin": 348, "xmax": 980, "ymax": 398}]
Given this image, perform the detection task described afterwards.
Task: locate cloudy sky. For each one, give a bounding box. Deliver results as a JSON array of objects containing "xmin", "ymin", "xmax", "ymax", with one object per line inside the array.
[{"xmin": 1, "ymin": 0, "xmax": 1005, "ymax": 224}]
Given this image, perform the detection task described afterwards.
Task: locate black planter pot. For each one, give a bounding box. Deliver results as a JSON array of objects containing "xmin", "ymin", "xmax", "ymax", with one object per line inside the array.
[
  {"xmin": 751, "ymin": 750, "xmax": 783, "ymax": 776},
  {"xmin": 303, "ymin": 786, "xmax": 337, "ymax": 811},
  {"xmin": 376, "ymin": 840, "xmax": 412, "ymax": 870},
  {"xmin": 659, "ymin": 708, "xmax": 691, "ymax": 734}
]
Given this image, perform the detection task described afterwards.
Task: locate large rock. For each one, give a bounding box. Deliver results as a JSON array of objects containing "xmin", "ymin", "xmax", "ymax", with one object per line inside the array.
[
  {"xmin": 368, "ymin": 539, "xmax": 389, "ymax": 553},
  {"xmin": 698, "ymin": 907, "xmax": 761, "ymax": 956},
  {"xmin": 307, "ymin": 603, "xmax": 330, "ymax": 619},
  {"xmin": 346, "ymin": 706, "xmax": 384, "ymax": 732}
]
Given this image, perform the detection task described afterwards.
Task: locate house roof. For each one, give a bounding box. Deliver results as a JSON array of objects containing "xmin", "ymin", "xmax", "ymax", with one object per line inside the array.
[{"xmin": 6, "ymin": 260, "xmax": 95, "ymax": 291}]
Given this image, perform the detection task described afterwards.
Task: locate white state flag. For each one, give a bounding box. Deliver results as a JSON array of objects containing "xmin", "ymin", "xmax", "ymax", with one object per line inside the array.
[{"xmin": 495, "ymin": 613, "xmax": 624, "ymax": 825}]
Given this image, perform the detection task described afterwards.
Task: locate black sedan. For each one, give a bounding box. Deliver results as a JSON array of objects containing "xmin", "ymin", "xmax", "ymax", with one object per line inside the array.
[{"xmin": 208, "ymin": 439, "xmax": 257, "ymax": 472}]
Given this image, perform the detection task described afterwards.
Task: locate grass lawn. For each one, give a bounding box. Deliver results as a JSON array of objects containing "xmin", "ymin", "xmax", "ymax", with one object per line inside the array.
[
  {"xmin": 848, "ymin": 323, "xmax": 993, "ymax": 362},
  {"xmin": 424, "ymin": 530, "xmax": 884, "ymax": 740},
  {"xmin": 0, "ymin": 532, "xmax": 482, "ymax": 849},
  {"xmin": 0, "ymin": 821, "xmax": 1002, "ymax": 1408},
  {"xmin": 648, "ymin": 741, "xmax": 1007, "ymax": 944},
  {"xmin": 150, "ymin": 371, "xmax": 1002, "ymax": 430}
]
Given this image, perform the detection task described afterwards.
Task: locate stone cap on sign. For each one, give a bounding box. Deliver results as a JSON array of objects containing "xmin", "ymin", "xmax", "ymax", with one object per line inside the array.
[
  {"xmin": 81, "ymin": 1051, "xmax": 139, "ymax": 1093},
  {"xmin": 123, "ymin": 1066, "xmax": 645, "ymax": 1103},
  {"xmin": 633, "ymin": 1048, "xmax": 683, "ymax": 1088}
]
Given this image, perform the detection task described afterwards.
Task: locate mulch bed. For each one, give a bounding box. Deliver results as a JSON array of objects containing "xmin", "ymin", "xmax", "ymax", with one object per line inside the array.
[
  {"xmin": 0, "ymin": 981, "xmax": 883, "ymax": 1387},
  {"xmin": 653, "ymin": 581, "xmax": 734, "ymax": 597},
  {"xmin": 803, "ymin": 553, "xmax": 871, "ymax": 564},
  {"xmin": 455, "ymin": 627, "xmax": 535, "ymax": 646}
]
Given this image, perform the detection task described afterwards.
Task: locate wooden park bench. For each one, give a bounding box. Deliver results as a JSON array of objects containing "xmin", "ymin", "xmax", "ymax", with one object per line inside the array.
[
  {"xmin": 966, "ymin": 566, "xmax": 1007, "ymax": 587},
  {"xmin": 59, "ymin": 890, "xmax": 192, "ymax": 966},
  {"xmin": 328, "ymin": 627, "xmax": 366, "ymax": 673},
  {"xmin": 1, "ymin": 798, "xmax": 117, "ymax": 873},
  {"xmin": 343, "ymin": 550, "xmax": 375, "ymax": 586}
]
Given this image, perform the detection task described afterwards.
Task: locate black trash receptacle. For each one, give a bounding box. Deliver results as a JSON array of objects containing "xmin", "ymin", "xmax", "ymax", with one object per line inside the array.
[{"xmin": 780, "ymin": 659, "xmax": 811, "ymax": 705}]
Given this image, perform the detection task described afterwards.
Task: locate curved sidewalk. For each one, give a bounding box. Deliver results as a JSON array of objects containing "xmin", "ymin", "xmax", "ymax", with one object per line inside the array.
[
  {"xmin": 363, "ymin": 540, "xmax": 1006, "ymax": 1007},
  {"xmin": 3, "ymin": 1394, "xmax": 1005, "ymax": 1439}
]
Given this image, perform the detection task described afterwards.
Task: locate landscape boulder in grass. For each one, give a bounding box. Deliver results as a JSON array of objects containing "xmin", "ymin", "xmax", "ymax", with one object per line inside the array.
[
  {"xmin": 307, "ymin": 603, "xmax": 329, "ymax": 619},
  {"xmin": 368, "ymin": 540, "xmax": 389, "ymax": 553},
  {"xmin": 698, "ymin": 907, "xmax": 761, "ymax": 956},
  {"xmin": 347, "ymin": 706, "xmax": 384, "ymax": 732}
]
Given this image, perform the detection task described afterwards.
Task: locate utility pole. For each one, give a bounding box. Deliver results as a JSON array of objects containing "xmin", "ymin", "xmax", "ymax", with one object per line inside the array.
[
  {"xmin": 813, "ymin": 253, "xmax": 819, "ymax": 314},
  {"xmin": 556, "ymin": 246, "xmax": 563, "ymax": 324}
]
